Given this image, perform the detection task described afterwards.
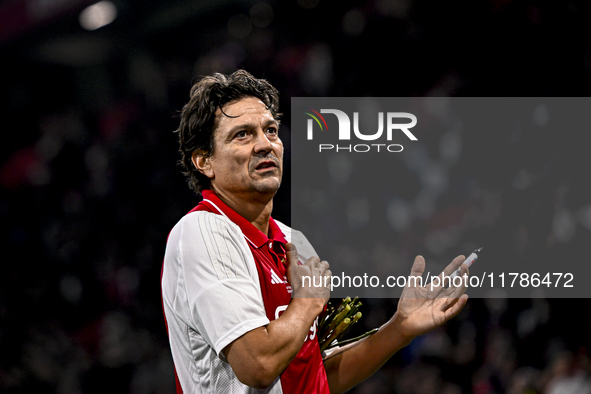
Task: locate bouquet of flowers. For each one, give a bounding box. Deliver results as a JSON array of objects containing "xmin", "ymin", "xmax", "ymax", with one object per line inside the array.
[{"xmin": 317, "ymin": 296, "xmax": 379, "ymax": 352}]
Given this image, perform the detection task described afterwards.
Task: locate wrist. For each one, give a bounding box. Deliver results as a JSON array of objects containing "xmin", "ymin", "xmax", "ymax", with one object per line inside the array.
[
  {"xmin": 289, "ymin": 297, "xmax": 325, "ymax": 320},
  {"xmin": 386, "ymin": 312, "xmax": 415, "ymax": 346}
]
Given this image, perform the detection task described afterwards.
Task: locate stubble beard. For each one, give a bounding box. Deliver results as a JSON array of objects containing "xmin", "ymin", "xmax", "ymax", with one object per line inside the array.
[
  {"xmin": 250, "ymin": 172, "xmax": 282, "ymax": 195},
  {"xmin": 249, "ymin": 154, "xmax": 282, "ymax": 195}
]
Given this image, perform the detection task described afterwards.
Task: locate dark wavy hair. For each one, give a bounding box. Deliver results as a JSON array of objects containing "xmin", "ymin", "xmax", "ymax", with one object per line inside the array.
[{"xmin": 175, "ymin": 70, "xmax": 280, "ymax": 194}]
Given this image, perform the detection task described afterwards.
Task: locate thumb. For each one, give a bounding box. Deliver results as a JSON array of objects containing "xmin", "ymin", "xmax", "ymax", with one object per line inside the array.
[{"xmin": 285, "ymin": 243, "xmax": 298, "ymax": 285}]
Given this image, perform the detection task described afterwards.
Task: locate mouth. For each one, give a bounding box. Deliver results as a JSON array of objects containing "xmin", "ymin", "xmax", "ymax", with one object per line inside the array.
[{"xmin": 255, "ymin": 160, "xmax": 278, "ymax": 171}]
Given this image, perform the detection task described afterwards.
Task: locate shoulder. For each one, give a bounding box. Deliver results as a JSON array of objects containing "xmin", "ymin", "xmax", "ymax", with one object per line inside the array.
[
  {"xmin": 164, "ymin": 210, "xmax": 259, "ymax": 287},
  {"xmin": 171, "ymin": 210, "xmax": 244, "ymax": 242},
  {"xmin": 166, "ymin": 211, "xmax": 253, "ymax": 270},
  {"xmin": 274, "ymin": 220, "xmax": 319, "ymax": 262}
]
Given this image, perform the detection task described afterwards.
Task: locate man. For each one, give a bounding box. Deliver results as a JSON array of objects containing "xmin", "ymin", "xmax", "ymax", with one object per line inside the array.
[{"xmin": 161, "ymin": 70, "xmax": 469, "ymax": 393}]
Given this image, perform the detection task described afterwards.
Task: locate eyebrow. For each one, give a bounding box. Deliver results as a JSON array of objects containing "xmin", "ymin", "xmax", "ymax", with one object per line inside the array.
[{"xmin": 226, "ymin": 119, "xmax": 279, "ymax": 135}]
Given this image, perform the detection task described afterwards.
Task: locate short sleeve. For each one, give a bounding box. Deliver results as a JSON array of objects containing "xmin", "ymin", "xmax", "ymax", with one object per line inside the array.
[{"xmin": 176, "ymin": 212, "xmax": 270, "ymax": 355}]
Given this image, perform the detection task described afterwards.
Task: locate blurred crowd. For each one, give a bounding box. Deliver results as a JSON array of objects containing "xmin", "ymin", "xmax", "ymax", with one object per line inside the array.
[
  {"xmin": 344, "ymin": 297, "xmax": 591, "ymax": 394},
  {"xmin": 1, "ymin": 0, "xmax": 591, "ymax": 392}
]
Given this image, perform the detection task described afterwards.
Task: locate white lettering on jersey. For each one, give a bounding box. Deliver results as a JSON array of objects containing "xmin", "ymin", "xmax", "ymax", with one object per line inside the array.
[
  {"xmin": 309, "ymin": 317, "xmax": 318, "ymax": 341},
  {"xmin": 275, "ymin": 305, "xmax": 288, "ymax": 320},
  {"xmin": 274, "ymin": 305, "xmax": 318, "ymax": 342}
]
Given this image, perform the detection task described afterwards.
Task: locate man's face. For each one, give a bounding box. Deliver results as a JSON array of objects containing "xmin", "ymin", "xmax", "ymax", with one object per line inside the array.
[{"xmin": 197, "ymin": 97, "xmax": 283, "ymax": 201}]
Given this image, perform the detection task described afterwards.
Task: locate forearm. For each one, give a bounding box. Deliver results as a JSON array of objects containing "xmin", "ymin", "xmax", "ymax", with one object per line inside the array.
[
  {"xmin": 259, "ymin": 298, "xmax": 320, "ymax": 372},
  {"xmin": 225, "ymin": 297, "xmax": 321, "ymax": 388},
  {"xmin": 323, "ymin": 313, "xmax": 412, "ymax": 394},
  {"xmin": 225, "ymin": 244, "xmax": 331, "ymax": 388}
]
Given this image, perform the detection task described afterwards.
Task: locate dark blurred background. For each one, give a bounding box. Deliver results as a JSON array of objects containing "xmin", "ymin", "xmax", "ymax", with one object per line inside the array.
[{"xmin": 1, "ymin": 0, "xmax": 591, "ymax": 393}]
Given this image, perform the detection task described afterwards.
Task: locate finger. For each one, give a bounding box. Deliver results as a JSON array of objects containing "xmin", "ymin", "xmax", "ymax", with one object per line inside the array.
[
  {"xmin": 441, "ymin": 255, "xmax": 466, "ymax": 278},
  {"xmin": 440, "ymin": 269, "xmax": 468, "ymax": 311},
  {"xmin": 461, "ymin": 265, "xmax": 469, "ymax": 277},
  {"xmin": 441, "ymin": 295, "xmax": 461, "ymax": 311},
  {"xmin": 324, "ymin": 269, "xmax": 332, "ymax": 293},
  {"xmin": 443, "ymin": 272, "xmax": 469, "ymax": 299},
  {"xmin": 285, "ymin": 243, "xmax": 298, "ymax": 284},
  {"xmin": 438, "ymin": 255, "xmax": 466, "ymax": 287},
  {"xmin": 409, "ymin": 255, "xmax": 426, "ymax": 279},
  {"xmin": 286, "ymin": 243, "xmax": 298, "ymax": 265},
  {"xmin": 318, "ymin": 264, "xmax": 331, "ymax": 283},
  {"xmin": 443, "ymin": 294, "xmax": 469, "ymax": 320},
  {"xmin": 317, "ymin": 260, "xmax": 330, "ymax": 271},
  {"xmin": 305, "ymin": 256, "xmax": 321, "ymax": 266},
  {"xmin": 450, "ymin": 281, "xmax": 468, "ymax": 298}
]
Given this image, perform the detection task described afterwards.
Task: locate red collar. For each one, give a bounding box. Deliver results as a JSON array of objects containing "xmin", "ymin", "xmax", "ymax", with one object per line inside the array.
[{"xmin": 191, "ymin": 190, "xmax": 287, "ymax": 249}]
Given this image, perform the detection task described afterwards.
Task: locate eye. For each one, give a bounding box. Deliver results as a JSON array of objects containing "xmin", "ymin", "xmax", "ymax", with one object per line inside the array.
[
  {"xmin": 266, "ymin": 127, "xmax": 278, "ymax": 136},
  {"xmin": 235, "ymin": 130, "xmax": 247, "ymax": 139}
]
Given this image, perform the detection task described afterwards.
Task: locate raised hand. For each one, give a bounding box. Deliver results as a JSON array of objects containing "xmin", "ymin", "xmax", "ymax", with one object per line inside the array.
[{"xmin": 394, "ymin": 255, "xmax": 469, "ymax": 340}]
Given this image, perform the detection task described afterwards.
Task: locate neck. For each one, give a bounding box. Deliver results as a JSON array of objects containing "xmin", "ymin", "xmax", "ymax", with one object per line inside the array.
[{"xmin": 212, "ymin": 188, "xmax": 274, "ymax": 235}]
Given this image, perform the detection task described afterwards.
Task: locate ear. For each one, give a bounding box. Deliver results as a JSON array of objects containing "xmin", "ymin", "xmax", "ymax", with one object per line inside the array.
[{"xmin": 191, "ymin": 151, "xmax": 214, "ymax": 179}]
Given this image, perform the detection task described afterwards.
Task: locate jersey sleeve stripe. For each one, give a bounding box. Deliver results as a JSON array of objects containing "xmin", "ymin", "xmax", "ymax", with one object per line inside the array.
[
  {"xmin": 220, "ymin": 226, "xmax": 240, "ymax": 279},
  {"xmin": 197, "ymin": 213, "xmax": 250, "ymax": 282},
  {"xmin": 199, "ymin": 213, "xmax": 232, "ymax": 281}
]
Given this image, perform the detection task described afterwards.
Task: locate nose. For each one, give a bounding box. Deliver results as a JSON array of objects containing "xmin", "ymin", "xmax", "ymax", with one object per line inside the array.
[{"xmin": 253, "ymin": 128, "xmax": 273, "ymax": 153}]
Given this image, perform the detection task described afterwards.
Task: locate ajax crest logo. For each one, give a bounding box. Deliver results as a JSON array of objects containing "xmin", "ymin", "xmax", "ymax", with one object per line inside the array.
[{"xmin": 303, "ymin": 107, "xmax": 417, "ymax": 153}]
